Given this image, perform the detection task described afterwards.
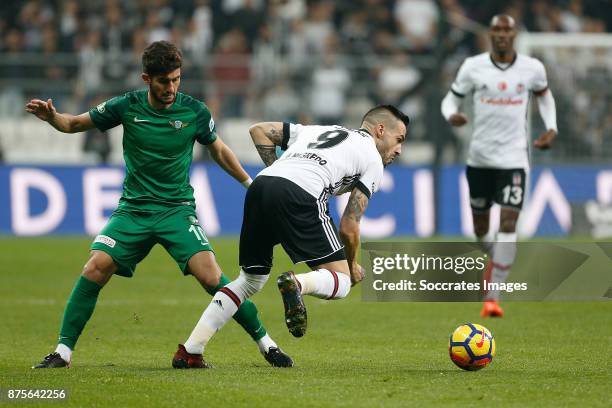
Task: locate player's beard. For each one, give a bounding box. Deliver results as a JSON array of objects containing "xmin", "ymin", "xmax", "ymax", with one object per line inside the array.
[{"xmin": 151, "ymin": 87, "xmax": 176, "ymax": 106}]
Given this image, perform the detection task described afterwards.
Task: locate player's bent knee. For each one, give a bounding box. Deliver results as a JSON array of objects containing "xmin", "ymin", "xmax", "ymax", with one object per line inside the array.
[
  {"xmin": 224, "ymin": 269, "xmax": 269, "ymax": 302},
  {"xmin": 83, "ymin": 251, "xmax": 116, "ymax": 285},
  {"xmin": 188, "ymin": 252, "xmax": 222, "ymax": 289}
]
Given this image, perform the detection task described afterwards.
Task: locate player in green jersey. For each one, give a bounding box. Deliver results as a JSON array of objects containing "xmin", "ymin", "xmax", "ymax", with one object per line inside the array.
[{"xmin": 26, "ymin": 41, "xmax": 292, "ymax": 369}]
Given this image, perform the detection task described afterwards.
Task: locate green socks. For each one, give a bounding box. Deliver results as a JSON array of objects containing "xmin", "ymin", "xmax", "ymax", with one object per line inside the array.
[
  {"xmin": 58, "ymin": 275, "xmax": 103, "ymax": 350},
  {"xmin": 57, "ymin": 273, "xmax": 267, "ymax": 350},
  {"xmin": 206, "ymin": 273, "xmax": 267, "ymax": 341}
]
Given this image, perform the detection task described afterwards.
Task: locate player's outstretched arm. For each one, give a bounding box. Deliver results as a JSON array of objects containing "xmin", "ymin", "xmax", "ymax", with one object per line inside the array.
[
  {"xmin": 249, "ymin": 122, "xmax": 284, "ymax": 166},
  {"xmin": 207, "ymin": 136, "xmax": 252, "ymax": 187},
  {"xmin": 25, "ymin": 98, "xmax": 95, "ymax": 133},
  {"xmin": 339, "ymin": 188, "xmax": 369, "ymax": 286},
  {"xmin": 533, "ymin": 89, "xmax": 557, "ymax": 150}
]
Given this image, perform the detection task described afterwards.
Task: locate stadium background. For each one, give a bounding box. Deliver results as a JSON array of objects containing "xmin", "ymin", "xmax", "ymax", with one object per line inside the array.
[{"xmin": 0, "ymin": 0, "xmax": 611, "ymax": 238}]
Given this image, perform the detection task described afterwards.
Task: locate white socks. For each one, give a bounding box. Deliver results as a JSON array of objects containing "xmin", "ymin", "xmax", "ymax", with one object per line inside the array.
[
  {"xmin": 485, "ymin": 232, "xmax": 517, "ymax": 300},
  {"xmin": 225, "ymin": 270, "xmax": 269, "ymax": 301},
  {"xmin": 184, "ymin": 270, "xmax": 268, "ymax": 355},
  {"xmin": 477, "ymin": 234, "xmax": 494, "ymax": 256},
  {"xmin": 256, "ymin": 334, "xmax": 277, "ymax": 354},
  {"xmin": 183, "ymin": 269, "xmax": 351, "ymax": 355},
  {"xmin": 55, "ymin": 343, "xmax": 72, "ymax": 363},
  {"xmin": 294, "ymin": 269, "xmax": 351, "ymax": 300}
]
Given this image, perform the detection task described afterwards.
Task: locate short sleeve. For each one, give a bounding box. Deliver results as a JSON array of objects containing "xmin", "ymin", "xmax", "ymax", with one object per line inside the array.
[
  {"xmin": 531, "ymin": 60, "xmax": 548, "ymax": 94},
  {"xmin": 89, "ymin": 95, "xmax": 128, "ymax": 131},
  {"xmin": 450, "ymin": 59, "xmax": 474, "ymax": 97},
  {"xmin": 282, "ymin": 122, "xmax": 302, "ymax": 150},
  {"xmin": 195, "ymin": 104, "xmax": 217, "ymax": 145},
  {"xmin": 356, "ymin": 160, "xmax": 384, "ymax": 199}
]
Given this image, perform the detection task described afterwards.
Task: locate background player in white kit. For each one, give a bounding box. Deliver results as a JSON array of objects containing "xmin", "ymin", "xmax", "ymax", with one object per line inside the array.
[
  {"xmin": 173, "ymin": 105, "xmax": 409, "ymax": 365},
  {"xmin": 441, "ymin": 15, "xmax": 558, "ymax": 317}
]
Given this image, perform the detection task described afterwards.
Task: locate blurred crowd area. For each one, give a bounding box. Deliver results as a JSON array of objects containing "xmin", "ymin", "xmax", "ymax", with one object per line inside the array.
[{"xmin": 0, "ymin": 0, "xmax": 611, "ymax": 164}]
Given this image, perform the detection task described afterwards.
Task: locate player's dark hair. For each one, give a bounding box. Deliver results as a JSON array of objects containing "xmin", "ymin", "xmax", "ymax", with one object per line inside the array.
[
  {"xmin": 142, "ymin": 41, "xmax": 182, "ymax": 77},
  {"xmin": 361, "ymin": 105, "xmax": 410, "ymax": 129}
]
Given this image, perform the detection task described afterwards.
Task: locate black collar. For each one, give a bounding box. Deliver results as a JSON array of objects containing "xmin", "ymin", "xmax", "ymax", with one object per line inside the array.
[
  {"xmin": 490, "ymin": 52, "xmax": 517, "ymax": 71},
  {"xmin": 358, "ymin": 127, "xmax": 372, "ymax": 136}
]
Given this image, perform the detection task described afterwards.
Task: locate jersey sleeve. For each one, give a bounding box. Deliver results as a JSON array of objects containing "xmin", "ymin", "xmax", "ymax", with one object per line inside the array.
[
  {"xmin": 281, "ymin": 122, "xmax": 303, "ymax": 150},
  {"xmin": 450, "ymin": 59, "xmax": 474, "ymax": 97},
  {"xmin": 356, "ymin": 159, "xmax": 384, "ymax": 199},
  {"xmin": 531, "ymin": 59, "xmax": 549, "ymax": 94},
  {"xmin": 88, "ymin": 95, "xmax": 129, "ymax": 131},
  {"xmin": 195, "ymin": 104, "xmax": 217, "ymax": 145}
]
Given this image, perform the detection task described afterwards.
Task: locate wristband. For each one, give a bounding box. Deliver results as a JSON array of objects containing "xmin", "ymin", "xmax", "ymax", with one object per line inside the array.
[{"xmin": 241, "ymin": 177, "xmax": 253, "ymax": 188}]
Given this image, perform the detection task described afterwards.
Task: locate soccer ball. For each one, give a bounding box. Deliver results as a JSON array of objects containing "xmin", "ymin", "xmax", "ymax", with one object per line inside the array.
[{"xmin": 448, "ymin": 323, "xmax": 496, "ymax": 371}]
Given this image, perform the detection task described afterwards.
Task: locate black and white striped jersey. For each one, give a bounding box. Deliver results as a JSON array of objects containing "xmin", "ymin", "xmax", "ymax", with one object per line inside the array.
[{"xmin": 257, "ymin": 123, "xmax": 384, "ymax": 201}]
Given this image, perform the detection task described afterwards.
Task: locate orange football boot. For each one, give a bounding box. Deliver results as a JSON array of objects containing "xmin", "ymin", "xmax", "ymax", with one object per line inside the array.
[{"xmin": 480, "ymin": 299, "xmax": 504, "ymax": 318}]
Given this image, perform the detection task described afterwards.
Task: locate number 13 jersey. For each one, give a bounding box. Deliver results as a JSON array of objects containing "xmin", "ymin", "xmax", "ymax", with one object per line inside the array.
[
  {"xmin": 257, "ymin": 123, "xmax": 384, "ymax": 200},
  {"xmin": 451, "ymin": 52, "xmax": 549, "ymax": 169}
]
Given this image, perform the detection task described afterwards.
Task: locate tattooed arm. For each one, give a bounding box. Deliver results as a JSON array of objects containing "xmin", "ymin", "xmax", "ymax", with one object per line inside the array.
[
  {"xmin": 248, "ymin": 122, "xmax": 284, "ymax": 166},
  {"xmin": 339, "ymin": 188, "xmax": 370, "ymax": 285}
]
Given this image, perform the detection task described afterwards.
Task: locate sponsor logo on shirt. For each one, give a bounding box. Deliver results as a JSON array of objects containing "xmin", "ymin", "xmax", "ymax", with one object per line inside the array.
[
  {"xmin": 287, "ymin": 151, "xmax": 328, "ymax": 165},
  {"xmin": 479, "ymin": 97, "xmax": 524, "ymax": 105},
  {"xmin": 97, "ymin": 102, "xmax": 106, "ymax": 113},
  {"xmin": 497, "ymin": 81, "xmax": 508, "ymax": 91},
  {"xmin": 94, "ymin": 234, "xmax": 116, "ymax": 248}
]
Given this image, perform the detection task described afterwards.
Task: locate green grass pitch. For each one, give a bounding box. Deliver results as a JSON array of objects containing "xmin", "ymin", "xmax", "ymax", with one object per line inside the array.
[{"xmin": 0, "ymin": 237, "xmax": 610, "ymax": 407}]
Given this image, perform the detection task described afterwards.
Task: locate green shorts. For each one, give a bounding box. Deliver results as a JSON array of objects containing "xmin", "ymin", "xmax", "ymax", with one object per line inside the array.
[{"xmin": 90, "ymin": 205, "xmax": 213, "ymax": 277}]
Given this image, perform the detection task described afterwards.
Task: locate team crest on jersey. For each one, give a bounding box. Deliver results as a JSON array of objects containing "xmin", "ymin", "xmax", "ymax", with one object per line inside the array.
[
  {"xmin": 169, "ymin": 120, "xmax": 189, "ymax": 130},
  {"xmin": 516, "ymin": 83, "xmax": 525, "ymax": 94},
  {"xmin": 209, "ymin": 117, "xmax": 215, "ymax": 132},
  {"xmin": 96, "ymin": 102, "xmax": 106, "ymax": 113},
  {"xmin": 497, "ymin": 81, "xmax": 507, "ymax": 91}
]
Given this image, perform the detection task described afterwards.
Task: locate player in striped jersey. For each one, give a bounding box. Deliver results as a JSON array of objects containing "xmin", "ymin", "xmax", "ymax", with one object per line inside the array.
[{"xmin": 177, "ymin": 105, "xmax": 409, "ymax": 363}]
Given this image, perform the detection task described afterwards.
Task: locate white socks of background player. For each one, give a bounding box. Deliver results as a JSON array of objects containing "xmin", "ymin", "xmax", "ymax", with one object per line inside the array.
[
  {"xmin": 184, "ymin": 270, "xmax": 268, "ymax": 355},
  {"xmin": 294, "ymin": 269, "xmax": 351, "ymax": 300},
  {"xmin": 477, "ymin": 234, "xmax": 494, "ymax": 256},
  {"xmin": 485, "ymin": 232, "xmax": 517, "ymax": 301}
]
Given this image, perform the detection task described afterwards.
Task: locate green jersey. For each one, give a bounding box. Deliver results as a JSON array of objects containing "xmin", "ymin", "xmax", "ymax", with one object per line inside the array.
[{"xmin": 89, "ymin": 89, "xmax": 217, "ymax": 211}]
